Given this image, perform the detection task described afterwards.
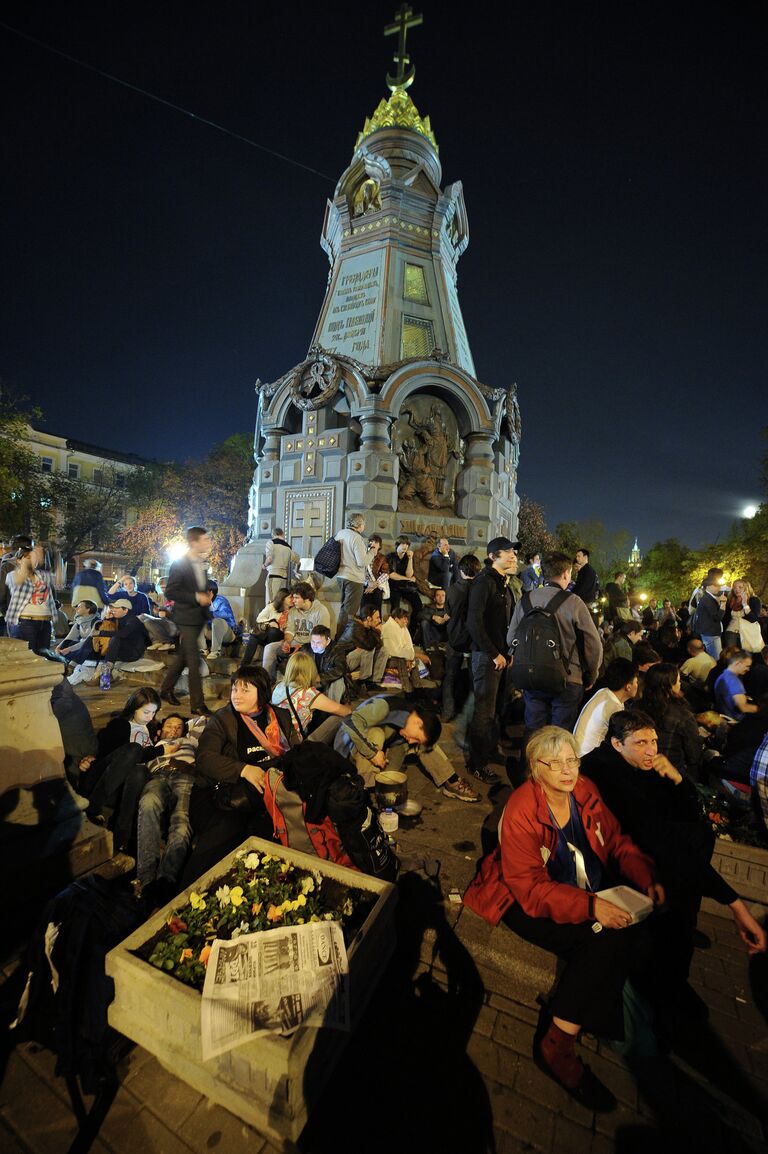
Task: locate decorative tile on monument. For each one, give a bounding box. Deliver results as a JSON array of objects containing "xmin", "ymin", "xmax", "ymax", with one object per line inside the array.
[
  {"xmin": 279, "ymin": 460, "xmax": 299, "ymax": 484},
  {"xmin": 372, "ymin": 483, "xmax": 398, "ymax": 510},
  {"xmin": 323, "ymin": 456, "xmax": 343, "ymax": 480},
  {"xmin": 258, "ymin": 492, "xmax": 276, "ymax": 512}
]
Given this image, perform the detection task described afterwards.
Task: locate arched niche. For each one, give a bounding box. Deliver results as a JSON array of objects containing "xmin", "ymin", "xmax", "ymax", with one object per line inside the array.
[{"xmin": 377, "ymin": 362, "xmax": 497, "ymax": 439}]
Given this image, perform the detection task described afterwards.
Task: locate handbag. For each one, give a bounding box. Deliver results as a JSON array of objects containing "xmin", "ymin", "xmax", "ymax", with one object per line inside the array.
[
  {"xmin": 738, "ymin": 617, "xmax": 764, "ymax": 653},
  {"xmin": 212, "ymin": 778, "xmax": 263, "ymax": 812}
]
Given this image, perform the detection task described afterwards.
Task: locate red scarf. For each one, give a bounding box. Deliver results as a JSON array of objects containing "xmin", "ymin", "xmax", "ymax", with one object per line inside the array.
[{"xmin": 240, "ymin": 706, "xmax": 289, "ymax": 758}]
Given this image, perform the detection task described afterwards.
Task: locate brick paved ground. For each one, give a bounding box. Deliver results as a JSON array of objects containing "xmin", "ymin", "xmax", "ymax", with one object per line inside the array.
[{"xmin": 1, "ymin": 677, "xmax": 767, "ymax": 1153}]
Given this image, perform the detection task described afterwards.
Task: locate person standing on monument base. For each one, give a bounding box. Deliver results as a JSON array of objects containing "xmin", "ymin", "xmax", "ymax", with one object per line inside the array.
[
  {"xmin": 160, "ymin": 526, "xmax": 215, "ymax": 715},
  {"xmin": 465, "ymin": 536, "xmax": 519, "ymax": 785},
  {"xmin": 263, "ymin": 528, "xmax": 299, "ymax": 605},
  {"xmin": 334, "ymin": 512, "xmax": 369, "ymax": 638}
]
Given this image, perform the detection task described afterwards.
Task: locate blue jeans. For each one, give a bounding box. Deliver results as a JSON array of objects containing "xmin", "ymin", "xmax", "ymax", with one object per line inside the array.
[
  {"xmin": 137, "ymin": 770, "xmax": 194, "ymax": 887},
  {"xmin": 701, "ymin": 635, "xmax": 722, "ymax": 660},
  {"xmin": 10, "ymin": 619, "xmax": 52, "ymax": 653},
  {"xmin": 523, "ymin": 682, "xmax": 584, "ymax": 734}
]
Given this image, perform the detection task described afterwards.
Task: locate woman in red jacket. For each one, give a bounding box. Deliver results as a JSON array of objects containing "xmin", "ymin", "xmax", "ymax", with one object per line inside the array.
[{"xmin": 464, "ymin": 726, "xmax": 664, "ymax": 1111}]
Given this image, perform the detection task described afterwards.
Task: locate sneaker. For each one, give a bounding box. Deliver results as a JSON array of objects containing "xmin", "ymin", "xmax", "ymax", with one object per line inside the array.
[
  {"xmin": 146, "ymin": 642, "xmax": 162, "ymax": 650},
  {"xmin": 442, "ymin": 778, "xmax": 479, "ymax": 803},
  {"xmin": 207, "ymin": 651, "xmax": 221, "ymax": 660},
  {"xmin": 156, "ymin": 643, "xmax": 175, "ymax": 651},
  {"xmin": 471, "ymin": 766, "xmax": 501, "ymax": 785}
]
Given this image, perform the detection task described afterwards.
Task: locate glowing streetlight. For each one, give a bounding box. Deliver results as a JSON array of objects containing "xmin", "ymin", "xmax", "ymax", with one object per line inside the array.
[
  {"xmin": 743, "ymin": 504, "xmax": 758, "ymax": 519},
  {"xmin": 639, "ymin": 593, "xmax": 647, "ymax": 602},
  {"xmin": 166, "ymin": 540, "xmax": 187, "ymax": 563}
]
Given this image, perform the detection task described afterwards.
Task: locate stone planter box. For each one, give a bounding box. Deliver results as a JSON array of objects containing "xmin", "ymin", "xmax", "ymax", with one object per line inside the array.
[
  {"xmin": 712, "ymin": 836, "xmax": 768, "ymax": 904},
  {"xmin": 106, "ymin": 837, "xmax": 397, "ymax": 1148}
]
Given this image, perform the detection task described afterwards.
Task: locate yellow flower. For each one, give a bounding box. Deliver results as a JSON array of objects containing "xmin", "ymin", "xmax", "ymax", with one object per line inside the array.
[
  {"xmin": 281, "ymin": 899, "xmax": 293, "ymax": 912},
  {"xmin": 230, "ymin": 886, "xmax": 245, "ymax": 907},
  {"xmin": 297, "ymin": 894, "xmax": 307, "ymax": 907},
  {"xmin": 189, "ymin": 891, "xmax": 206, "ymax": 910},
  {"xmin": 266, "ymin": 904, "xmax": 284, "ymax": 923}
]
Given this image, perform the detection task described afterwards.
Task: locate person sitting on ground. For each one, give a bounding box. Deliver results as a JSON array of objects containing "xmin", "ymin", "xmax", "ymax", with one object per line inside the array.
[
  {"xmin": 70, "ymin": 558, "xmax": 110, "ymax": 610},
  {"xmin": 299, "ymin": 625, "xmax": 351, "ymax": 703},
  {"xmin": 427, "ymin": 537, "xmax": 458, "ymax": 592},
  {"xmin": 180, "ymin": 666, "xmax": 297, "ymax": 886},
  {"xmin": 241, "ymin": 586, "xmax": 292, "ymax": 666},
  {"xmin": 4, "ymin": 542, "xmax": 57, "ymax": 657},
  {"xmin": 108, "ymin": 574, "xmax": 152, "ymax": 616},
  {"xmin": 56, "ymin": 600, "xmax": 100, "ymax": 656},
  {"xmin": 135, "ymin": 712, "xmax": 207, "ymax": 905},
  {"xmin": 573, "ymin": 658, "xmax": 638, "ymax": 755},
  {"xmin": 262, "ymin": 583, "xmax": 331, "ymax": 680},
  {"xmin": 336, "ymin": 696, "xmax": 479, "ymax": 802},
  {"xmin": 744, "ymin": 646, "xmax": 768, "ymax": 705},
  {"xmin": 714, "ymin": 649, "xmax": 760, "ymax": 723},
  {"xmin": 723, "ymin": 579, "xmax": 762, "ymax": 651},
  {"xmin": 658, "ymin": 598, "xmax": 680, "ymax": 627},
  {"xmin": 335, "ymin": 606, "xmax": 388, "ymax": 692},
  {"xmin": 750, "ymin": 731, "xmax": 768, "ymax": 840},
  {"xmin": 630, "ymin": 642, "xmax": 661, "ymax": 700},
  {"xmin": 272, "ymin": 651, "xmax": 352, "ymax": 744},
  {"xmin": 581, "ymin": 711, "xmax": 766, "ymax": 1023},
  {"xmin": 634, "ymin": 662, "xmax": 705, "ymax": 782},
  {"xmin": 67, "ymin": 598, "xmax": 149, "ymax": 679},
  {"xmin": 601, "ymin": 620, "xmax": 643, "ymax": 671},
  {"xmin": 654, "ymin": 619, "xmax": 683, "ymax": 663},
  {"xmin": 140, "ymin": 595, "xmax": 179, "ymax": 649},
  {"xmin": 386, "ymin": 536, "xmax": 422, "ymax": 621},
  {"xmin": 680, "ymin": 638, "xmax": 716, "ymax": 692},
  {"xmin": 360, "ymin": 534, "xmax": 390, "ymax": 617},
  {"xmin": 77, "ymin": 687, "xmax": 161, "ymax": 855},
  {"xmin": 464, "ymin": 725, "xmax": 663, "ymax": 1112},
  {"xmin": 418, "ymin": 586, "xmax": 451, "ymax": 648},
  {"xmin": 203, "ymin": 579, "xmax": 241, "ymax": 659},
  {"xmin": 381, "ymin": 606, "xmax": 426, "ymax": 694}
]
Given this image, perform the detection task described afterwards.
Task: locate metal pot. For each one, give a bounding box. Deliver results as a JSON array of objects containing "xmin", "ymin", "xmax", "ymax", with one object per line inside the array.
[{"xmin": 374, "ymin": 770, "xmax": 408, "ymax": 810}]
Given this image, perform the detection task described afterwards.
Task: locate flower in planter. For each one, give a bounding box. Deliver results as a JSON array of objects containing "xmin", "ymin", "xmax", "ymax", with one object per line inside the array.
[{"xmin": 190, "ymin": 891, "xmax": 207, "ymax": 911}]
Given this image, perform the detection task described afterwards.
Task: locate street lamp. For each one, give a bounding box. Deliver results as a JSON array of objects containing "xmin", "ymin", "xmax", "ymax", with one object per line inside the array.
[
  {"xmin": 743, "ymin": 504, "xmax": 758, "ymax": 519},
  {"xmin": 166, "ymin": 540, "xmax": 186, "ymax": 563}
]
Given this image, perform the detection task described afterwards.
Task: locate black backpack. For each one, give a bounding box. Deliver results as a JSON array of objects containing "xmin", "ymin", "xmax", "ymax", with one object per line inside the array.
[
  {"xmin": 509, "ymin": 590, "xmax": 575, "ymax": 694},
  {"xmin": 313, "ymin": 536, "xmax": 341, "ymax": 578}
]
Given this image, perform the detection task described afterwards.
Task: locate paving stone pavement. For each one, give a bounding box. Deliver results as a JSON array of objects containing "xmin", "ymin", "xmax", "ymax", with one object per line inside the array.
[{"xmin": 1, "ymin": 683, "xmax": 767, "ymax": 1153}]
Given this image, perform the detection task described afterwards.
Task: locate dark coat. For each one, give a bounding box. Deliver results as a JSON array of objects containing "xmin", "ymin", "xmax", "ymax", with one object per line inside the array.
[
  {"xmin": 573, "ymin": 563, "xmax": 599, "ymax": 604},
  {"xmin": 427, "ymin": 548, "xmax": 457, "ymax": 590},
  {"xmin": 194, "ymin": 702, "xmax": 296, "ymax": 787},
  {"xmin": 467, "ymin": 564, "xmax": 513, "ymax": 659},
  {"xmin": 691, "ymin": 591, "xmax": 724, "ymax": 637},
  {"xmin": 165, "ymin": 556, "xmax": 209, "ymax": 628}
]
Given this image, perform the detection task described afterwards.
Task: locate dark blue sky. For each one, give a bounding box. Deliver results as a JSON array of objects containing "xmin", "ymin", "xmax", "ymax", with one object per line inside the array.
[{"xmin": 1, "ymin": 1, "xmax": 765, "ymax": 549}]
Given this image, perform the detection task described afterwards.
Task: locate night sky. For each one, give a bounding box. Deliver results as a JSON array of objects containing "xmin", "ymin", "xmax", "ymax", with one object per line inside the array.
[{"xmin": 2, "ymin": 1, "xmax": 765, "ymax": 550}]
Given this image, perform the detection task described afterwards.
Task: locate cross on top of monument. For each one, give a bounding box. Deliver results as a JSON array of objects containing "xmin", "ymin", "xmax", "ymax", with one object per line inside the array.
[{"xmin": 384, "ymin": 4, "xmax": 424, "ymax": 92}]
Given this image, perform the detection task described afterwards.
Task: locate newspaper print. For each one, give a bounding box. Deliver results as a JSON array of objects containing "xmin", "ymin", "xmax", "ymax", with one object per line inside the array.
[{"xmin": 201, "ymin": 920, "xmax": 349, "ymax": 1059}]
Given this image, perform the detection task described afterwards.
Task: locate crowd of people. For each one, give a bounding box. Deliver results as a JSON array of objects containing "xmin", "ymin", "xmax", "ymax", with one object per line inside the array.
[{"xmin": 4, "ymin": 522, "xmax": 768, "ymax": 1114}]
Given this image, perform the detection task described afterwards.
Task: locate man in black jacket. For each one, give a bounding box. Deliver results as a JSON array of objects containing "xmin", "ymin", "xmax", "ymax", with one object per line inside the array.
[
  {"xmin": 690, "ymin": 568, "xmax": 727, "ymax": 659},
  {"xmin": 442, "ymin": 552, "xmax": 481, "ymax": 721},
  {"xmin": 160, "ymin": 526, "xmax": 214, "ymax": 714},
  {"xmin": 301, "ymin": 624, "xmax": 354, "ymax": 702},
  {"xmin": 582, "ymin": 710, "xmax": 765, "ymax": 1011},
  {"xmin": 572, "ymin": 547, "xmax": 599, "ymax": 604},
  {"xmin": 465, "ymin": 536, "xmax": 519, "ymax": 783}
]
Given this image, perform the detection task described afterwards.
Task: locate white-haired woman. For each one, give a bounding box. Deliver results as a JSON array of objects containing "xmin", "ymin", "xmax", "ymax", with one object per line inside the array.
[{"xmin": 464, "ymin": 726, "xmax": 664, "ymax": 1112}]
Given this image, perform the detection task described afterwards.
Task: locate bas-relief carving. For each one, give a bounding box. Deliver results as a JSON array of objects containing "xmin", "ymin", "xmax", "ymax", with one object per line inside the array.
[{"xmin": 393, "ymin": 395, "xmax": 464, "ymax": 512}]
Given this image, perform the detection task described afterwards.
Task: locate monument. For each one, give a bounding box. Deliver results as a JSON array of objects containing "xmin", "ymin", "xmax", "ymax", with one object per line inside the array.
[{"xmin": 226, "ymin": 6, "xmax": 520, "ymax": 619}]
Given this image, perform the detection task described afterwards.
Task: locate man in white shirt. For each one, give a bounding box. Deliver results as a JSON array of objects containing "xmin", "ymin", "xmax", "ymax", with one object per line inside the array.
[
  {"xmin": 573, "ymin": 658, "xmax": 638, "ymax": 755},
  {"xmin": 381, "ymin": 606, "xmax": 422, "ymax": 692},
  {"xmin": 679, "ymin": 638, "xmax": 716, "ymax": 688},
  {"xmin": 263, "ymin": 529, "xmax": 299, "ymax": 603}
]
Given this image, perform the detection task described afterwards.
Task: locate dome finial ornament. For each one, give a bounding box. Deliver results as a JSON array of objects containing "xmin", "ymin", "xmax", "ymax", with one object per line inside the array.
[{"xmin": 384, "ymin": 4, "xmax": 423, "ymax": 92}]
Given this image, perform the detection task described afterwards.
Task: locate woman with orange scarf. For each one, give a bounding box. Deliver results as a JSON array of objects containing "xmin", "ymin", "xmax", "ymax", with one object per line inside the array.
[{"xmin": 180, "ymin": 665, "xmax": 297, "ymax": 887}]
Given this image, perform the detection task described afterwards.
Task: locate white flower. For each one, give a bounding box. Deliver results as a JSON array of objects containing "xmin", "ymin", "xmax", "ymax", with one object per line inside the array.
[
  {"xmin": 216, "ymin": 885, "xmax": 231, "ymax": 906},
  {"xmin": 342, "ymin": 898, "xmax": 354, "ymax": 917},
  {"xmin": 232, "ymin": 920, "xmax": 251, "ymax": 939},
  {"xmin": 244, "ymin": 852, "xmax": 261, "ymax": 870},
  {"xmin": 299, "ymin": 875, "xmax": 315, "ymax": 895}
]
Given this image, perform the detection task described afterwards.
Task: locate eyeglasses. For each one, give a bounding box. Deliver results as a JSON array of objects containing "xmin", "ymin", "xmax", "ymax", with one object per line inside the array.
[{"xmin": 537, "ymin": 757, "xmax": 580, "ymax": 772}]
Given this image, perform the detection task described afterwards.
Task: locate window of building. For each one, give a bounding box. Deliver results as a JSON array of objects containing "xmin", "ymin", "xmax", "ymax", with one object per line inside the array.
[
  {"xmin": 401, "ymin": 316, "xmax": 435, "ymax": 359},
  {"xmin": 68, "ymin": 462, "xmax": 80, "ymax": 480},
  {"xmin": 115, "ymin": 473, "xmax": 126, "ymax": 489},
  {"xmin": 92, "ymin": 468, "xmax": 104, "ymax": 485},
  {"xmin": 40, "ymin": 456, "xmax": 54, "ymax": 474},
  {"xmin": 403, "ymin": 263, "xmax": 429, "ymax": 304}
]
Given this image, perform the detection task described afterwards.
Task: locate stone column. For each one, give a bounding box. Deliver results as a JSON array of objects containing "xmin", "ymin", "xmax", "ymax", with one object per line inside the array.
[
  {"xmin": 456, "ymin": 431, "xmax": 496, "ymax": 550},
  {"xmin": 346, "ymin": 409, "xmax": 399, "ymax": 541}
]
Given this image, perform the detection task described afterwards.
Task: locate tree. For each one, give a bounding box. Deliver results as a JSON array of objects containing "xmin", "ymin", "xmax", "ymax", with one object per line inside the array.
[
  {"xmin": 0, "ymin": 385, "xmax": 55, "ymax": 539},
  {"xmin": 553, "ymin": 519, "xmax": 632, "ymax": 585},
  {"xmin": 516, "ymin": 496, "xmax": 557, "ymax": 561},
  {"xmin": 116, "ymin": 434, "xmax": 252, "ymax": 579},
  {"xmin": 55, "ymin": 462, "xmax": 156, "ymax": 562},
  {"xmin": 634, "ymin": 538, "xmax": 698, "ymax": 604}
]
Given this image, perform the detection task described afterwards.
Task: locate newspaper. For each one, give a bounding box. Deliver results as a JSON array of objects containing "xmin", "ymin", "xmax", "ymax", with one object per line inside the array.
[{"xmin": 201, "ymin": 921, "xmax": 349, "ymax": 1059}]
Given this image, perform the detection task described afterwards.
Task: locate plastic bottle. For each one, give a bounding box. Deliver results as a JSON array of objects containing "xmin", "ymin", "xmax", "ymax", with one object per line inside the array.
[
  {"xmin": 379, "ymin": 808, "xmax": 398, "ymax": 839},
  {"xmin": 99, "ymin": 664, "xmax": 111, "ymax": 691}
]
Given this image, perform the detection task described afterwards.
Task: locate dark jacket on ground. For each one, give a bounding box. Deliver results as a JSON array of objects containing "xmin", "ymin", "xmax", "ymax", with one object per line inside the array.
[
  {"xmin": 581, "ymin": 742, "xmax": 737, "ymax": 905},
  {"xmin": 467, "ymin": 564, "xmax": 514, "ymax": 659}
]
